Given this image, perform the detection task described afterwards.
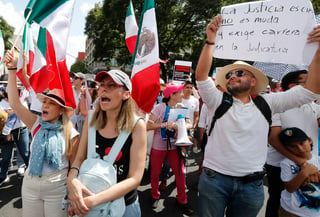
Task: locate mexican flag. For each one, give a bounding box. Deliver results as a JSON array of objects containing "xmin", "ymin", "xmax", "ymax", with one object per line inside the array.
[
  {"xmin": 24, "ymin": 0, "xmax": 76, "ymax": 108},
  {"xmin": 0, "ymin": 29, "xmax": 4, "ymax": 66},
  {"xmin": 131, "ymin": 0, "xmax": 160, "ymax": 113},
  {"xmin": 16, "ymin": 23, "xmax": 34, "ymax": 90},
  {"xmin": 125, "ymin": 0, "xmax": 138, "ymax": 55}
]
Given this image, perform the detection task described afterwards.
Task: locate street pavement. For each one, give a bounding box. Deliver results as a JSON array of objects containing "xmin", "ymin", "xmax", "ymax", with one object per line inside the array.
[{"xmin": 0, "ymin": 149, "xmax": 268, "ymax": 217}]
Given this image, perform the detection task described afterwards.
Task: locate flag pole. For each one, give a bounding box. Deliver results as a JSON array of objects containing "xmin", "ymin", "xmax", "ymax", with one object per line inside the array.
[{"xmin": 11, "ymin": 9, "xmax": 32, "ymax": 50}]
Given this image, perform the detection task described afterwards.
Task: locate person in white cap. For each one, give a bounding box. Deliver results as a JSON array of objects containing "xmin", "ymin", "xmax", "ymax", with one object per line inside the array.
[
  {"xmin": 195, "ymin": 14, "xmax": 320, "ymax": 217},
  {"xmin": 3, "ymin": 50, "xmax": 80, "ymax": 217},
  {"xmin": 67, "ymin": 70, "xmax": 146, "ymax": 217}
]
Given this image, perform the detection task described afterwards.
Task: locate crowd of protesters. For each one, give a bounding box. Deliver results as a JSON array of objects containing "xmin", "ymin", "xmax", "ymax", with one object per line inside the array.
[{"xmin": 1, "ymin": 13, "xmax": 320, "ymax": 217}]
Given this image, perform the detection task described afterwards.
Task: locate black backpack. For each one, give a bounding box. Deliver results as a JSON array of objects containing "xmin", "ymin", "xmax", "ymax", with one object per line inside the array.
[{"xmin": 207, "ymin": 92, "xmax": 272, "ymax": 137}]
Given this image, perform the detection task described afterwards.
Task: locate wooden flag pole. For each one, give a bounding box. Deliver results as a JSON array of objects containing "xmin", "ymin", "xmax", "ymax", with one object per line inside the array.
[{"xmin": 11, "ymin": 9, "xmax": 32, "ymax": 50}]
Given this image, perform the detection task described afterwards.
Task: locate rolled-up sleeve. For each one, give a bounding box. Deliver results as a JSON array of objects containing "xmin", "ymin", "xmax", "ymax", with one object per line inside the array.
[{"xmin": 196, "ymin": 79, "xmax": 223, "ymax": 109}]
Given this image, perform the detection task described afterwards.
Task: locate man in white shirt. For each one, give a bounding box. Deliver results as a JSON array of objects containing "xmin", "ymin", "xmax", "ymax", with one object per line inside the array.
[
  {"xmin": 195, "ymin": 15, "xmax": 320, "ymax": 217},
  {"xmin": 182, "ymin": 80, "xmax": 199, "ymax": 151}
]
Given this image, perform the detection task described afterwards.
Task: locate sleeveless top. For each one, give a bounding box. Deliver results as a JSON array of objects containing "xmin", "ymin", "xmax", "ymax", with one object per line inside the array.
[{"xmin": 96, "ymin": 131, "xmax": 137, "ymax": 206}]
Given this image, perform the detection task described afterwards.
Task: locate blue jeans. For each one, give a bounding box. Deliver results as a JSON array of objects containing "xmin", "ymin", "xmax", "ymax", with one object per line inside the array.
[
  {"xmin": 123, "ymin": 197, "xmax": 141, "ymax": 217},
  {"xmin": 198, "ymin": 167, "xmax": 264, "ymax": 217},
  {"xmin": 0, "ymin": 127, "xmax": 29, "ymax": 178}
]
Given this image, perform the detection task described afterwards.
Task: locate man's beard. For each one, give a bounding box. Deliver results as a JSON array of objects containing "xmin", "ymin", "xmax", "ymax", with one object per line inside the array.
[{"xmin": 226, "ymin": 79, "xmax": 251, "ymax": 95}]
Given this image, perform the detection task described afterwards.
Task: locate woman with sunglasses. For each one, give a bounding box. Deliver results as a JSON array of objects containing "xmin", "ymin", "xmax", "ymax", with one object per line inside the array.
[
  {"xmin": 3, "ymin": 50, "xmax": 80, "ymax": 217},
  {"xmin": 67, "ymin": 70, "xmax": 146, "ymax": 217}
]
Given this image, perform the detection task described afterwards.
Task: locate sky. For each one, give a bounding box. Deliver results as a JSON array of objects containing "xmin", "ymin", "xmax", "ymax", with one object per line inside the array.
[{"xmin": 0, "ymin": 0, "xmax": 101, "ymax": 69}]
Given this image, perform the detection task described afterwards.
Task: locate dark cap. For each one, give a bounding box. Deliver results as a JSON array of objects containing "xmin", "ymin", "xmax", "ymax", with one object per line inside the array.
[{"xmin": 279, "ymin": 127, "xmax": 309, "ymax": 145}]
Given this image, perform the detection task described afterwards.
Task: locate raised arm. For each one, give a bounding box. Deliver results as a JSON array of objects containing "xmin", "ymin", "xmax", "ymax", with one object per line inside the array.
[
  {"xmin": 3, "ymin": 50, "xmax": 36, "ymax": 129},
  {"xmin": 195, "ymin": 15, "xmax": 222, "ymax": 81},
  {"xmin": 305, "ymin": 25, "xmax": 320, "ymax": 93},
  {"xmin": 79, "ymin": 87, "xmax": 89, "ymax": 117}
]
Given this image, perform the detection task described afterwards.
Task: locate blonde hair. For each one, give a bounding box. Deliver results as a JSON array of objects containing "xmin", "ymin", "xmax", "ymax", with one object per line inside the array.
[
  {"xmin": 90, "ymin": 95, "xmax": 136, "ymax": 133},
  {"xmin": 61, "ymin": 111, "xmax": 74, "ymax": 160}
]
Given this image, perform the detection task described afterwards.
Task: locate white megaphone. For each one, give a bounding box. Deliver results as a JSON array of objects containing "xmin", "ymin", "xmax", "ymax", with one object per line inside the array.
[{"xmin": 175, "ymin": 114, "xmax": 193, "ymax": 146}]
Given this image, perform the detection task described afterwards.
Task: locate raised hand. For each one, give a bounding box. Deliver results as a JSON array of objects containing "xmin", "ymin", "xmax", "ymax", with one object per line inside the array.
[{"xmin": 206, "ymin": 14, "xmax": 222, "ymax": 43}]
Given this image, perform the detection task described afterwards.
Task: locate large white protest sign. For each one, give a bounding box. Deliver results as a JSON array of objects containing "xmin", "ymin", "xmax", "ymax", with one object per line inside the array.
[{"xmin": 213, "ymin": 0, "xmax": 318, "ymax": 66}]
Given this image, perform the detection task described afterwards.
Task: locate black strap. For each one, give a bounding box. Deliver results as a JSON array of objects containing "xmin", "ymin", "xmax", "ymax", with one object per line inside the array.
[
  {"xmin": 253, "ymin": 95, "xmax": 272, "ymax": 135},
  {"xmin": 208, "ymin": 93, "xmax": 272, "ymax": 137},
  {"xmin": 252, "ymin": 95, "xmax": 272, "ymax": 127},
  {"xmin": 208, "ymin": 92, "xmax": 233, "ymax": 136}
]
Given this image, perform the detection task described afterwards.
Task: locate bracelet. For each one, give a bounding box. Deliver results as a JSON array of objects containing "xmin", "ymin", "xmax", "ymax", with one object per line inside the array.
[
  {"xmin": 148, "ymin": 119, "xmax": 155, "ymax": 124},
  {"xmin": 205, "ymin": 40, "xmax": 215, "ymax": 45},
  {"xmin": 69, "ymin": 167, "xmax": 80, "ymax": 176},
  {"xmin": 161, "ymin": 122, "xmax": 167, "ymax": 128},
  {"xmin": 7, "ymin": 67, "xmax": 17, "ymax": 70}
]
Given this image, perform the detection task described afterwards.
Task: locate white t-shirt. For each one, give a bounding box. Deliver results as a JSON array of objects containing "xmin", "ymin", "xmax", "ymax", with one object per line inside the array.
[
  {"xmin": 198, "ymin": 103, "xmax": 209, "ymax": 133},
  {"xmin": 182, "ymin": 96, "xmax": 199, "ymax": 125},
  {"xmin": 267, "ymin": 102, "xmax": 320, "ymax": 167},
  {"xmin": 197, "ymin": 78, "xmax": 320, "ymax": 176},
  {"xmin": 280, "ymin": 156, "xmax": 320, "ymax": 217},
  {"xmin": 30, "ymin": 116, "xmax": 79, "ymax": 175}
]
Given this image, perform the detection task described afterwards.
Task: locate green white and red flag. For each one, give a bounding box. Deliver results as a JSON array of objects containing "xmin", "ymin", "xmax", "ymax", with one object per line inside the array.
[
  {"xmin": 125, "ymin": 0, "xmax": 138, "ymax": 55},
  {"xmin": 24, "ymin": 0, "xmax": 76, "ymax": 108},
  {"xmin": 16, "ymin": 23, "xmax": 34, "ymax": 90},
  {"xmin": 131, "ymin": 0, "xmax": 160, "ymax": 113},
  {"xmin": 0, "ymin": 29, "xmax": 4, "ymax": 67}
]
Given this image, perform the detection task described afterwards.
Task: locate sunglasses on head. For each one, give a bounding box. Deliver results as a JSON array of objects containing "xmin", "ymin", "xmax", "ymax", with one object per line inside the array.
[{"xmin": 225, "ymin": 70, "xmax": 245, "ymax": 80}]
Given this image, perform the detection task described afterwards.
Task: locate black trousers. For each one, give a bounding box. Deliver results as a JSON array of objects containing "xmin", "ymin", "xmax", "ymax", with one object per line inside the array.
[{"xmin": 265, "ymin": 164, "xmax": 284, "ymax": 217}]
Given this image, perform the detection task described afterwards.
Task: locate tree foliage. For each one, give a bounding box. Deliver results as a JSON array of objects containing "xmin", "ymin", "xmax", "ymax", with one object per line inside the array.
[
  {"xmin": 0, "ymin": 16, "xmax": 14, "ymax": 50},
  {"xmin": 70, "ymin": 59, "xmax": 89, "ymax": 74},
  {"xmin": 85, "ymin": 0, "xmax": 320, "ymax": 82}
]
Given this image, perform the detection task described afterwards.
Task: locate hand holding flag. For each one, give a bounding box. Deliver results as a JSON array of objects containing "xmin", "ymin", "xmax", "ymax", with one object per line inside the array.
[{"xmin": 20, "ymin": 0, "xmax": 76, "ymax": 109}]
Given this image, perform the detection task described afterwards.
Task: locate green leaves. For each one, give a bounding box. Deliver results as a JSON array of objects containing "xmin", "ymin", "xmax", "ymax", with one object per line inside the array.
[
  {"xmin": 84, "ymin": 0, "xmax": 319, "ymax": 80},
  {"xmin": 0, "ymin": 16, "xmax": 14, "ymax": 50}
]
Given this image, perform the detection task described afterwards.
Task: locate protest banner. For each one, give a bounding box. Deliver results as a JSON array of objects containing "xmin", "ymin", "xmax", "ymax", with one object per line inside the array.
[
  {"xmin": 172, "ymin": 60, "xmax": 192, "ymax": 84},
  {"xmin": 214, "ymin": 0, "xmax": 318, "ymax": 65}
]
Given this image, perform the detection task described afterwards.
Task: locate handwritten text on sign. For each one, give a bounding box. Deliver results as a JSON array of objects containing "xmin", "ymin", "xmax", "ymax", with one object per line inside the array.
[{"xmin": 213, "ymin": 0, "xmax": 317, "ymax": 65}]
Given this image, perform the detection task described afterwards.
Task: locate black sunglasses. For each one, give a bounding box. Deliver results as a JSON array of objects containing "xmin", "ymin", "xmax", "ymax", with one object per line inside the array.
[{"xmin": 225, "ymin": 70, "xmax": 245, "ymax": 80}]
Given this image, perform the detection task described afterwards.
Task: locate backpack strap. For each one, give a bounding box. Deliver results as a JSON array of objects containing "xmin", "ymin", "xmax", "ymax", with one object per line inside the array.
[
  {"xmin": 104, "ymin": 115, "xmax": 140, "ymax": 164},
  {"xmin": 208, "ymin": 92, "xmax": 233, "ymax": 136},
  {"xmin": 252, "ymin": 95, "xmax": 272, "ymax": 129},
  {"xmin": 87, "ymin": 110, "xmax": 141, "ymax": 163},
  {"xmin": 87, "ymin": 110, "xmax": 98, "ymax": 159}
]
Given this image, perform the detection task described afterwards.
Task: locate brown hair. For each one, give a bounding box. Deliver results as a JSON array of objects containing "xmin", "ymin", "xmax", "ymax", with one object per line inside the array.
[
  {"xmin": 61, "ymin": 111, "xmax": 74, "ymax": 159},
  {"xmin": 90, "ymin": 93, "xmax": 136, "ymax": 133}
]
